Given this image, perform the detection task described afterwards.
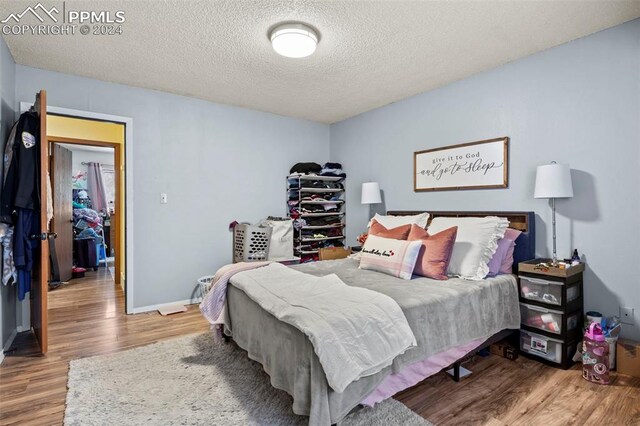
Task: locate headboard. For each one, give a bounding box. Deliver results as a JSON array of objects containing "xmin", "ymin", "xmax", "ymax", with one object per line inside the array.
[{"xmin": 386, "ymin": 211, "xmax": 536, "ymax": 273}]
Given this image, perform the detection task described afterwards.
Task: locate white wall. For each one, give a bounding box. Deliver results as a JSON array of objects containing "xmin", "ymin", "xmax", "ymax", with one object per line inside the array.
[
  {"xmin": 16, "ymin": 67, "xmax": 329, "ymax": 309},
  {"xmin": 64, "ymin": 147, "xmax": 116, "ymax": 206},
  {"xmin": 67, "ymin": 148, "xmax": 115, "ymax": 180},
  {"xmin": 0, "ymin": 36, "xmax": 16, "ymax": 354},
  {"xmin": 10, "ymin": 20, "xmax": 639, "ymax": 341},
  {"xmin": 330, "ymin": 20, "xmax": 640, "ymax": 339}
]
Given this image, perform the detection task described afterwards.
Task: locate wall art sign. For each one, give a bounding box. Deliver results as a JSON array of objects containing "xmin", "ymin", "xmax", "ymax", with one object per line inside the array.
[{"xmin": 414, "ymin": 137, "xmax": 509, "ymax": 192}]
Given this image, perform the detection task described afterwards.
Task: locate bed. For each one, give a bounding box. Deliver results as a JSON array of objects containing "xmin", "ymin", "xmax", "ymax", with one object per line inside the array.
[{"xmin": 223, "ymin": 211, "xmax": 535, "ymax": 425}]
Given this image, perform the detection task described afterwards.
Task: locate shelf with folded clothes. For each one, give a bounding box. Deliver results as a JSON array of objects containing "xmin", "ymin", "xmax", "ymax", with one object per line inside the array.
[
  {"xmin": 301, "ymin": 224, "xmax": 344, "ymax": 230},
  {"xmin": 287, "ymin": 174, "xmax": 344, "ymax": 182},
  {"xmin": 288, "ymin": 162, "xmax": 346, "ymax": 261},
  {"xmin": 301, "ymin": 236, "xmax": 344, "ymax": 242},
  {"xmin": 288, "ymin": 195, "xmax": 344, "ymax": 203},
  {"xmin": 299, "ymin": 200, "xmax": 344, "ymax": 205},
  {"xmin": 299, "ymin": 212, "xmax": 345, "ymax": 218},
  {"xmin": 288, "ymin": 187, "xmax": 345, "ymax": 193}
]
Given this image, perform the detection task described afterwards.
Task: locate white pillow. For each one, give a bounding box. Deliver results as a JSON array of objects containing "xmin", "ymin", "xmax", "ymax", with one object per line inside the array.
[
  {"xmin": 427, "ymin": 216, "xmax": 508, "ymax": 280},
  {"xmin": 359, "ymin": 235, "xmax": 422, "ymax": 280},
  {"xmin": 367, "ymin": 212, "xmax": 429, "ymax": 229}
]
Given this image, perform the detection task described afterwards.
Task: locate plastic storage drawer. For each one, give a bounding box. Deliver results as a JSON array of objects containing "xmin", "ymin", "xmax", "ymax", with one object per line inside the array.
[
  {"xmin": 520, "ymin": 302, "xmax": 579, "ymax": 335},
  {"xmin": 519, "ymin": 275, "xmax": 580, "ymax": 306},
  {"xmin": 520, "ymin": 330, "xmax": 577, "ymax": 365}
]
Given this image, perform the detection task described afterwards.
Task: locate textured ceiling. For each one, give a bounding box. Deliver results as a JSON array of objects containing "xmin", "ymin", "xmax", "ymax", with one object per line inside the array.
[{"xmin": 1, "ymin": 1, "xmax": 639, "ymax": 123}]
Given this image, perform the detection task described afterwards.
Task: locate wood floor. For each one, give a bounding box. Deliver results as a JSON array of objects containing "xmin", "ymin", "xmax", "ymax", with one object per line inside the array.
[
  {"xmin": 0, "ymin": 268, "xmax": 209, "ymax": 426},
  {"xmin": 1, "ymin": 268, "xmax": 638, "ymax": 426}
]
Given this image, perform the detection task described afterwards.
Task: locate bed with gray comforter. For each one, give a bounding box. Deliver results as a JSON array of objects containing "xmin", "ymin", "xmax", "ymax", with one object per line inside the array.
[{"xmin": 226, "ymin": 258, "xmax": 520, "ymax": 425}]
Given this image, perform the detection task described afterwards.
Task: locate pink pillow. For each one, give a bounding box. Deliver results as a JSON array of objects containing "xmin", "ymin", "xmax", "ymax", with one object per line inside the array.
[
  {"xmin": 359, "ymin": 235, "xmax": 422, "ymax": 280},
  {"xmin": 407, "ymin": 225, "xmax": 458, "ymax": 280},
  {"xmin": 500, "ymin": 228, "xmax": 522, "ymax": 274},
  {"xmin": 369, "ymin": 219, "xmax": 411, "ymax": 240},
  {"xmin": 487, "ymin": 228, "xmax": 522, "ymax": 276}
]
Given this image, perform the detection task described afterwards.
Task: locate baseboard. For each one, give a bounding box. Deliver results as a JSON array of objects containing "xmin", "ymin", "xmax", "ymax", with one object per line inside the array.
[
  {"xmin": 0, "ymin": 328, "xmax": 18, "ymax": 365},
  {"xmin": 131, "ymin": 298, "xmax": 202, "ymax": 314}
]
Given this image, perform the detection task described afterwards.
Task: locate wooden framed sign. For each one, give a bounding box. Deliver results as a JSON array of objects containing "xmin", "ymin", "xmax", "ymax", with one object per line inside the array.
[{"xmin": 414, "ymin": 137, "xmax": 509, "ymax": 192}]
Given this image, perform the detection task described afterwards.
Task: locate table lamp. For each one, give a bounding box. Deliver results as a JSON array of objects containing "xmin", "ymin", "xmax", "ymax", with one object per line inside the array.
[
  {"xmin": 361, "ymin": 182, "xmax": 382, "ymax": 205},
  {"xmin": 534, "ymin": 162, "xmax": 573, "ymax": 266}
]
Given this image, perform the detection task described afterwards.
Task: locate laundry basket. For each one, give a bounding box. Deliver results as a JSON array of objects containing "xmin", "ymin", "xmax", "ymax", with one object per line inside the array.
[
  {"xmin": 233, "ymin": 224, "xmax": 272, "ymax": 262},
  {"xmin": 197, "ymin": 275, "xmax": 215, "ymax": 300}
]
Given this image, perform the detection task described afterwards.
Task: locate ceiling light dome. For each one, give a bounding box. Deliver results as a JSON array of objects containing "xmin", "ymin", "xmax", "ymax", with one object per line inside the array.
[{"xmin": 270, "ymin": 23, "xmax": 318, "ymax": 58}]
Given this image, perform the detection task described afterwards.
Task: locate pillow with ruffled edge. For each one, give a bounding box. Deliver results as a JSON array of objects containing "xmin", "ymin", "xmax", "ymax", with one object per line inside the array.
[
  {"xmin": 427, "ymin": 216, "xmax": 509, "ymax": 280},
  {"xmin": 367, "ymin": 212, "xmax": 429, "ymax": 229}
]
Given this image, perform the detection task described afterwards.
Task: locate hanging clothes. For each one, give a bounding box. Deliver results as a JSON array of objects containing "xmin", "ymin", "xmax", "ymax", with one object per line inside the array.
[
  {"xmin": 0, "ymin": 223, "xmax": 16, "ymax": 286},
  {"xmin": 1, "ymin": 111, "xmax": 40, "ymax": 222},
  {"xmin": 86, "ymin": 162, "xmax": 108, "ymax": 213},
  {"xmin": 1, "ymin": 111, "xmax": 41, "ymax": 300}
]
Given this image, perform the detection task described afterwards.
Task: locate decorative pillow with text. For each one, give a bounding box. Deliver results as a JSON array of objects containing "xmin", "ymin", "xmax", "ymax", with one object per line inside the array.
[{"xmin": 359, "ymin": 235, "xmax": 422, "ymax": 280}]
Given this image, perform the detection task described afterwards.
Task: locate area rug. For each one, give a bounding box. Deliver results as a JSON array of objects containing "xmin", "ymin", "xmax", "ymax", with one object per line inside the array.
[{"xmin": 65, "ymin": 333, "xmax": 432, "ymax": 425}]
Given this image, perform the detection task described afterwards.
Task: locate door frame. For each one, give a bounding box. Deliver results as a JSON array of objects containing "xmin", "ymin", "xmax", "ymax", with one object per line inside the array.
[
  {"xmin": 50, "ymin": 138, "xmax": 120, "ymax": 284},
  {"xmin": 19, "ymin": 102, "xmax": 135, "ymax": 314}
]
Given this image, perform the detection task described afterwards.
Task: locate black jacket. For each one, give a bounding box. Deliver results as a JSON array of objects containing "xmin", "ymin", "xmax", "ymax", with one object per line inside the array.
[{"xmin": 1, "ymin": 112, "xmax": 40, "ymax": 223}]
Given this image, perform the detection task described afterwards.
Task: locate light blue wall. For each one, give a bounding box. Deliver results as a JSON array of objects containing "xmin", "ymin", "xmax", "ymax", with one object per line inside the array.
[
  {"xmin": 330, "ymin": 20, "xmax": 640, "ymax": 340},
  {"xmin": 15, "ymin": 66, "xmax": 329, "ymax": 309},
  {"xmin": 0, "ymin": 36, "xmax": 16, "ymax": 351}
]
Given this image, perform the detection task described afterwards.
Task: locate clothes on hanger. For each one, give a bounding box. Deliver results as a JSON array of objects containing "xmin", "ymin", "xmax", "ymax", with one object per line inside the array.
[
  {"xmin": 0, "ymin": 223, "xmax": 16, "ymax": 286},
  {"xmin": 0, "ymin": 111, "xmax": 41, "ymax": 300},
  {"xmin": 1, "ymin": 111, "xmax": 40, "ymax": 222}
]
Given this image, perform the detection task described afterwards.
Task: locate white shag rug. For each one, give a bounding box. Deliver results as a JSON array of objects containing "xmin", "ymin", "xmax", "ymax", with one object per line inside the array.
[{"xmin": 65, "ymin": 333, "xmax": 432, "ymax": 426}]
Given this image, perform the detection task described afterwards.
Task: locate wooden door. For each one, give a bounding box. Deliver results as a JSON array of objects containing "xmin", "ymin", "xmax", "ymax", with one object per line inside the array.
[
  {"xmin": 31, "ymin": 90, "xmax": 49, "ymax": 354},
  {"xmin": 51, "ymin": 144, "xmax": 73, "ymax": 282}
]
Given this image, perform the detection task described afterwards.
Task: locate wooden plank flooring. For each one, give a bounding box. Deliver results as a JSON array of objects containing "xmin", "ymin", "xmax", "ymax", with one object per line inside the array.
[
  {"xmin": 1, "ymin": 268, "xmax": 639, "ymax": 425},
  {"xmin": 0, "ymin": 268, "xmax": 209, "ymax": 426}
]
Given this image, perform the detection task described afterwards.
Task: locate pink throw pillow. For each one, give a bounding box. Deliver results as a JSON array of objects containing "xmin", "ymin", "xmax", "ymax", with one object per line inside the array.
[
  {"xmin": 369, "ymin": 220, "xmax": 411, "ymax": 240},
  {"xmin": 499, "ymin": 228, "xmax": 522, "ymax": 274},
  {"xmin": 407, "ymin": 225, "xmax": 458, "ymax": 280}
]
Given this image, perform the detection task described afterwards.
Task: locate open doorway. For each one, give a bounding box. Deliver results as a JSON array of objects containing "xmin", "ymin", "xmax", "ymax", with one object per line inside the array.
[
  {"xmin": 16, "ymin": 96, "xmax": 133, "ymax": 355},
  {"xmin": 50, "ymin": 143, "xmax": 117, "ymax": 286}
]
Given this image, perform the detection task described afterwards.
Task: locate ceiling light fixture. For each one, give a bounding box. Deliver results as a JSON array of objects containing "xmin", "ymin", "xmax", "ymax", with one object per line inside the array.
[{"xmin": 269, "ymin": 23, "xmax": 318, "ymax": 58}]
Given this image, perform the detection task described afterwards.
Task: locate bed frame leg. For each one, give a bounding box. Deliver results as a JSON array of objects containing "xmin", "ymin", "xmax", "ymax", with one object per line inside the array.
[
  {"xmin": 223, "ymin": 334, "xmax": 231, "ymax": 343},
  {"xmin": 453, "ymin": 362, "xmax": 460, "ymax": 382}
]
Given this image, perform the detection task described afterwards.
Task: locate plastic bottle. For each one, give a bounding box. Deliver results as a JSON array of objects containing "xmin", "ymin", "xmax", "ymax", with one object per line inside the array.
[
  {"xmin": 582, "ymin": 323, "xmax": 610, "ymax": 385},
  {"xmin": 572, "ymin": 249, "xmax": 580, "ymax": 263}
]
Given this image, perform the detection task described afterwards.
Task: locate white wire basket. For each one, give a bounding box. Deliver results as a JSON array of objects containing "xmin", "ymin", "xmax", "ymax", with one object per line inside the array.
[{"xmin": 197, "ymin": 275, "xmax": 215, "ymax": 299}]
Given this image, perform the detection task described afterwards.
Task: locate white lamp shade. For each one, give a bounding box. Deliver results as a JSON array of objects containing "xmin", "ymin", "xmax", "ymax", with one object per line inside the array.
[
  {"xmin": 361, "ymin": 182, "xmax": 382, "ymax": 204},
  {"xmin": 534, "ymin": 163, "xmax": 574, "ymax": 199}
]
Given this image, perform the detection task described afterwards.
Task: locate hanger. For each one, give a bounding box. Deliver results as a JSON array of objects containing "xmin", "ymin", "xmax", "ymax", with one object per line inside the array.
[{"xmin": 29, "ymin": 93, "xmax": 40, "ymax": 115}]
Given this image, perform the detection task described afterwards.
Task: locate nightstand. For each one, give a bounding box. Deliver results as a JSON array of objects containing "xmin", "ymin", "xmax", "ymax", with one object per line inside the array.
[{"xmin": 517, "ymin": 259, "xmax": 585, "ymax": 370}]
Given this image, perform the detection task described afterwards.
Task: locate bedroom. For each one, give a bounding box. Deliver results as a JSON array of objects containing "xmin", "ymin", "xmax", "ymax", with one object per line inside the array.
[{"xmin": 0, "ymin": 1, "xmax": 639, "ymax": 425}]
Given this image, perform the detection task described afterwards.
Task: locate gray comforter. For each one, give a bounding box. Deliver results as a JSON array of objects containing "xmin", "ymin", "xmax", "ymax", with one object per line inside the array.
[{"xmin": 227, "ymin": 258, "xmax": 520, "ymax": 425}]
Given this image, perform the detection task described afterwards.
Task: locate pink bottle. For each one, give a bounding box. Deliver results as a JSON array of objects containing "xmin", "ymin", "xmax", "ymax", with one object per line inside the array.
[{"xmin": 582, "ymin": 323, "xmax": 610, "ymax": 384}]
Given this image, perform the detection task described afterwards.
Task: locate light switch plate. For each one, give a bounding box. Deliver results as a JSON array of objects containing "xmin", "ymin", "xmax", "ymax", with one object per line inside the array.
[
  {"xmin": 160, "ymin": 193, "xmax": 168, "ymax": 204},
  {"xmin": 620, "ymin": 307, "xmax": 635, "ymax": 325}
]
